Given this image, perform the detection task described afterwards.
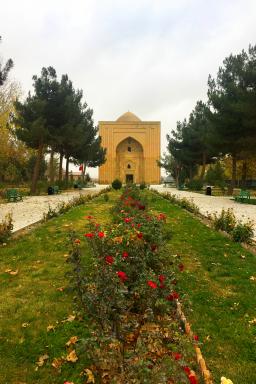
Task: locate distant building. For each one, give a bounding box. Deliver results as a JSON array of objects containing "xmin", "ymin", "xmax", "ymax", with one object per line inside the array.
[{"xmin": 99, "ymin": 111, "xmax": 161, "ymax": 184}]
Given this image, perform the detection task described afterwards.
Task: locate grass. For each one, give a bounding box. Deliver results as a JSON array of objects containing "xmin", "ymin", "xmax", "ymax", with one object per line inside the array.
[
  {"xmin": 147, "ymin": 191, "xmax": 256, "ymax": 383},
  {"xmin": 0, "ymin": 192, "xmax": 115, "ymax": 384},
  {"xmin": 1, "ymin": 189, "xmax": 256, "ymax": 383}
]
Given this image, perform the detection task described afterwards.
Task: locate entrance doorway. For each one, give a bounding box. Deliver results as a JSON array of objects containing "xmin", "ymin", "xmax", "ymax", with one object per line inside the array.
[{"xmin": 126, "ymin": 174, "xmax": 134, "ymax": 184}]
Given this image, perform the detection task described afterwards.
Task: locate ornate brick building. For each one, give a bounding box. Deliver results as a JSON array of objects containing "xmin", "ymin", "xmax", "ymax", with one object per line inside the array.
[{"xmin": 99, "ymin": 111, "xmax": 160, "ymax": 184}]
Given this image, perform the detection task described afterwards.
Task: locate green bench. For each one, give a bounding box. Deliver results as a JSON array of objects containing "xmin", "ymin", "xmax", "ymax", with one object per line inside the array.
[
  {"xmin": 53, "ymin": 185, "xmax": 61, "ymax": 194},
  {"xmin": 6, "ymin": 189, "xmax": 23, "ymax": 202},
  {"xmin": 234, "ymin": 189, "xmax": 250, "ymax": 203}
]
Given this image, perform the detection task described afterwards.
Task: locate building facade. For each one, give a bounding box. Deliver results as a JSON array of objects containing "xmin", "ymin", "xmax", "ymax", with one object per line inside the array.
[{"xmin": 99, "ymin": 111, "xmax": 160, "ymax": 184}]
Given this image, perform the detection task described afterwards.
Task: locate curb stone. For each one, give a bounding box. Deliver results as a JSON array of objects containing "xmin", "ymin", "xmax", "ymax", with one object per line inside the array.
[{"xmin": 176, "ymin": 300, "xmax": 214, "ymax": 384}]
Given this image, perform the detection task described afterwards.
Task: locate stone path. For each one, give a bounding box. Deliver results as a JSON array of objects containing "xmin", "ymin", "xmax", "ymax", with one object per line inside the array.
[
  {"xmin": 0, "ymin": 185, "xmax": 108, "ymax": 232},
  {"xmin": 151, "ymin": 185, "xmax": 256, "ymax": 239}
]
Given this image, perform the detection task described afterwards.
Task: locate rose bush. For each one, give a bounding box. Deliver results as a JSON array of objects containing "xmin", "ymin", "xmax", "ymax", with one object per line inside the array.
[{"xmin": 67, "ymin": 185, "xmax": 199, "ymax": 383}]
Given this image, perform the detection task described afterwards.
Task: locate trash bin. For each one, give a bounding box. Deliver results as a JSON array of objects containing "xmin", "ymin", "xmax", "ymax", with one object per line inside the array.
[
  {"xmin": 47, "ymin": 186, "xmax": 54, "ymax": 195},
  {"xmin": 206, "ymin": 186, "xmax": 212, "ymax": 196}
]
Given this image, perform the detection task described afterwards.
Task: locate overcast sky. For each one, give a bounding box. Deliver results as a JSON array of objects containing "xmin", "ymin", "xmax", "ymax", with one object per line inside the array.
[{"xmin": 1, "ymin": 0, "xmax": 256, "ymax": 177}]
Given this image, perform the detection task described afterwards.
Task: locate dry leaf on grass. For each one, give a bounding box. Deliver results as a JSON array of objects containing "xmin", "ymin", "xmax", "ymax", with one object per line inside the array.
[
  {"xmin": 47, "ymin": 324, "xmax": 56, "ymax": 332},
  {"xmin": 51, "ymin": 357, "xmax": 64, "ymax": 369},
  {"xmin": 22, "ymin": 322, "xmax": 30, "ymax": 328},
  {"xmin": 56, "ymin": 286, "xmax": 65, "ymax": 291},
  {"xmin": 36, "ymin": 354, "xmax": 49, "ymax": 367},
  {"xmin": 66, "ymin": 350, "xmax": 78, "ymax": 363},
  {"xmin": 85, "ymin": 368, "xmax": 95, "ymax": 383},
  {"xmin": 66, "ymin": 336, "xmax": 78, "ymax": 346},
  {"xmin": 5, "ymin": 269, "xmax": 18, "ymax": 275},
  {"xmin": 62, "ymin": 314, "xmax": 76, "ymax": 323}
]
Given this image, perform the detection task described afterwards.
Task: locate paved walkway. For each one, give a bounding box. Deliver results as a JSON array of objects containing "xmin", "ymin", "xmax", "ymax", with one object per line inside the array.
[
  {"xmin": 0, "ymin": 185, "xmax": 108, "ymax": 232},
  {"xmin": 151, "ymin": 185, "xmax": 256, "ymax": 239}
]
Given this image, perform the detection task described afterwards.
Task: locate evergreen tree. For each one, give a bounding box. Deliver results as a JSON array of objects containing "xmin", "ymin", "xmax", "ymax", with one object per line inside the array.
[
  {"xmin": 0, "ymin": 36, "xmax": 13, "ymax": 86},
  {"xmin": 14, "ymin": 67, "xmax": 59, "ymax": 193},
  {"xmin": 207, "ymin": 47, "xmax": 254, "ymax": 193}
]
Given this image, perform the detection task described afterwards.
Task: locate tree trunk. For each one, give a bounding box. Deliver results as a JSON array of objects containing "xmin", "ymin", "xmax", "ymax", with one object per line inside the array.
[
  {"xmin": 241, "ymin": 161, "xmax": 247, "ymax": 188},
  {"xmin": 228, "ymin": 154, "xmax": 237, "ymax": 195},
  {"xmin": 82, "ymin": 163, "xmax": 86, "ymax": 182},
  {"xmin": 200, "ymin": 152, "xmax": 207, "ymax": 180},
  {"xmin": 65, "ymin": 156, "xmax": 69, "ymax": 184},
  {"xmin": 49, "ymin": 148, "xmax": 55, "ymax": 184},
  {"xmin": 31, "ymin": 143, "xmax": 44, "ymax": 195},
  {"xmin": 58, "ymin": 152, "xmax": 63, "ymax": 182},
  {"xmin": 189, "ymin": 166, "xmax": 193, "ymax": 182}
]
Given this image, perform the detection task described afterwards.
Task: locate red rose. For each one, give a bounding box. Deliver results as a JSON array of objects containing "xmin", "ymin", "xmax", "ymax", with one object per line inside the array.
[
  {"xmin": 188, "ymin": 374, "xmax": 198, "ymax": 384},
  {"xmin": 147, "ymin": 280, "xmax": 157, "ymax": 289},
  {"xmin": 158, "ymin": 274, "xmax": 165, "ymax": 283},
  {"xmin": 166, "ymin": 291, "xmax": 179, "ymax": 301},
  {"xmin": 85, "ymin": 215, "xmax": 93, "ymax": 219},
  {"xmin": 173, "ymin": 352, "xmax": 182, "ymax": 360},
  {"xmin": 158, "ymin": 213, "xmax": 166, "ymax": 221},
  {"xmin": 84, "ymin": 233, "xmax": 94, "ymax": 238},
  {"xmin": 178, "ymin": 263, "xmax": 185, "ymax": 271},
  {"xmin": 137, "ymin": 232, "xmax": 143, "ymax": 239},
  {"xmin": 122, "ymin": 251, "xmax": 129, "ymax": 259},
  {"xmin": 159, "ymin": 283, "xmax": 165, "ymax": 289},
  {"xmin": 193, "ymin": 335, "xmax": 199, "ymax": 341},
  {"xmin": 124, "ymin": 217, "xmax": 132, "ymax": 223},
  {"xmin": 183, "ymin": 366, "xmax": 191, "ymax": 375},
  {"xmin": 117, "ymin": 271, "xmax": 128, "ymax": 282},
  {"xmin": 98, "ymin": 231, "xmax": 105, "ymax": 238},
  {"xmin": 105, "ymin": 256, "xmax": 114, "ymax": 265},
  {"xmin": 137, "ymin": 223, "xmax": 141, "ymax": 228},
  {"xmin": 74, "ymin": 239, "xmax": 81, "ymax": 244}
]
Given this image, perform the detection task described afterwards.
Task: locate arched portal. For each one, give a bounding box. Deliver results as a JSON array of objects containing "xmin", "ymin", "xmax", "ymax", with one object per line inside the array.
[{"xmin": 116, "ymin": 137, "xmax": 144, "ymax": 184}]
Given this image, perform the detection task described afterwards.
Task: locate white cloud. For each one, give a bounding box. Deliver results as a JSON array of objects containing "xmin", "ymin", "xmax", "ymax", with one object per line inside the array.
[{"xmin": 1, "ymin": 0, "xmax": 256, "ymax": 177}]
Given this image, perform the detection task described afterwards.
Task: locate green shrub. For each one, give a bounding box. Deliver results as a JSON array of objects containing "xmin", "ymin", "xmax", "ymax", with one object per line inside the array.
[
  {"xmin": 139, "ymin": 182, "xmax": 146, "ymax": 190},
  {"xmin": 0, "ymin": 213, "xmax": 13, "ymax": 243},
  {"xmin": 186, "ymin": 179, "xmax": 203, "ymax": 191},
  {"xmin": 205, "ymin": 162, "xmax": 226, "ymax": 188},
  {"xmin": 231, "ymin": 221, "xmax": 254, "ymax": 243},
  {"xmin": 103, "ymin": 193, "xmax": 109, "ymax": 202},
  {"xmin": 112, "ymin": 179, "xmax": 122, "ymax": 190},
  {"xmin": 212, "ymin": 209, "xmax": 236, "ymax": 233}
]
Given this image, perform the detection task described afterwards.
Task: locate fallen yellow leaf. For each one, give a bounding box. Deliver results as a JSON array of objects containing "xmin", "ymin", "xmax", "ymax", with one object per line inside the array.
[
  {"xmin": 36, "ymin": 354, "xmax": 49, "ymax": 366},
  {"xmin": 66, "ymin": 350, "xmax": 78, "ymax": 363},
  {"xmin": 66, "ymin": 336, "xmax": 78, "ymax": 346},
  {"xmin": 47, "ymin": 324, "xmax": 56, "ymax": 332},
  {"xmin": 52, "ymin": 357, "xmax": 64, "ymax": 369},
  {"xmin": 85, "ymin": 368, "xmax": 95, "ymax": 383},
  {"xmin": 5, "ymin": 269, "xmax": 18, "ymax": 275}
]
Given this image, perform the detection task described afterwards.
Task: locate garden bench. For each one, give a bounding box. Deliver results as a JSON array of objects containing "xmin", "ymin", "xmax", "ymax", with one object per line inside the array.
[
  {"xmin": 234, "ymin": 189, "xmax": 250, "ymax": 203},
  {"xmin": 6, "ymin": 188, "xmax": 23, "ymax": 202},
  {"xmin": 53, "ymin": 185, "xmax": 61, "ymax": 194}
]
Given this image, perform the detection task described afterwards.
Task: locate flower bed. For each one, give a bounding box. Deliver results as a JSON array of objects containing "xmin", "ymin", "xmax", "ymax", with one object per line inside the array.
[{"xmin": 67, "ymin": 186, "xmax": 202, "ymax": 383}]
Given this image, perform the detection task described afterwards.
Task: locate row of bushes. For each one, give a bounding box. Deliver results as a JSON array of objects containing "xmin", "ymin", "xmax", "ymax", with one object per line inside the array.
[
  {"xmin": 67, "ymin": 185, "xmax": 200, "ymax": 383},
  {"xmin": 0, "ymin": 188, "xmax": 111, "ymax": 244},
  {"xmin": 153, "ymin": 190, "xmax": 254, "ymax": 244},
  {"xmin": 211, "ymin": 209, "xmax": 254, "ymax": 243},
  {"xmin": 112, "ymin": 178, "xmax": 148, "ymax": 190},
  {"xmin": 43, "ymin": 187, "xmax": 111, "ymax": 220}
]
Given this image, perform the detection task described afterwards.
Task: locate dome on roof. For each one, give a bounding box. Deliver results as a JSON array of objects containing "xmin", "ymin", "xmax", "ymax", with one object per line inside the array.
[{"xmin": 116, "ymin": 111, "xmax": 141, "ymax": 122}]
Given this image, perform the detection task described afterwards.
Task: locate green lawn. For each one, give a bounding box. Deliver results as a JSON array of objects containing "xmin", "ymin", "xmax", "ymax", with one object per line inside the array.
[
  {"xmin": 0, "ymin": 192, "xmax": 115, "ymax": 384},
  {"xmin": 1, "ymin": 190, "xmax": 256, "ymax": 383},
  {"xmin": 148, "ymin": 191, "xmax": 256, "ymax": 383}
]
